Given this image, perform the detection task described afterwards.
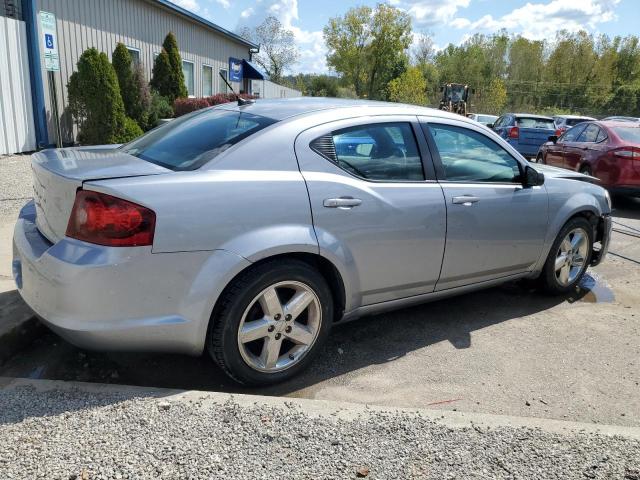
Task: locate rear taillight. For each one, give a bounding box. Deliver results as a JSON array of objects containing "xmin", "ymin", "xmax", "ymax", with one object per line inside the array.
[
  {"xmin": 613, "ymin": 147, "xmax": 640, "ymax": 160},
  {"xmin": 508, "ymin": 126, "xmax": 519, "ymax": 139},
  {"xmin": 66, "ymin": 190, "xmax": 155, "ymax": 247},
  {"xmin": 555, "ymin": 128, "xmax": 564, "ymax": 137}
]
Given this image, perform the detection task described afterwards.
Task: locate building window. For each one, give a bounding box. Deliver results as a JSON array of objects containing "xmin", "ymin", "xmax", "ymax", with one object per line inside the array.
[
  {"xmin": 182, "ymin": 60, "xmax": 194, "ymax": 97},
  {"xmin": 202, "ymin": 65, "xmax": 213, "ymax": 97},
  {"xmin": 219, "ymin": 69, "xmax": 228, "ymax": 93},
  {"xmin": 126, "ymin": 47, "xmax": 141, "ymax": 65}
]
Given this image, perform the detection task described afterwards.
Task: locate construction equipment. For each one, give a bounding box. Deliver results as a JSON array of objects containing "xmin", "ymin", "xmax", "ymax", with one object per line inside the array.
[{"xmin": 439, "ymin": 83, "xmax": 471, "ymax": 117}]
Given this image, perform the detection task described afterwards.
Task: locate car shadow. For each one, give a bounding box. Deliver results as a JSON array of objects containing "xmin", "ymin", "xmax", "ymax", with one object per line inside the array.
[
  {"xmin": 611, "ymin": 195, "xmax": 640, "ymax": 221},
  {"xmin": 0, "ymin": 275, "xmax": 603, "ymax": 418}
]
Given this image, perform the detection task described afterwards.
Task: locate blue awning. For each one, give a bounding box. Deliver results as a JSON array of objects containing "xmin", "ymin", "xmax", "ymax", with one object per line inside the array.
[{"xmin": 242, "ymin": 60, "xmax": 265, "ymax": 80}]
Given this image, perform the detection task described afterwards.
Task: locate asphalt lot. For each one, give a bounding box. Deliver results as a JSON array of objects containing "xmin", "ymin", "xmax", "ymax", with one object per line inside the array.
[{"xmin": 1, "ymin": 154, "xmax": 639, "ymax": 428}]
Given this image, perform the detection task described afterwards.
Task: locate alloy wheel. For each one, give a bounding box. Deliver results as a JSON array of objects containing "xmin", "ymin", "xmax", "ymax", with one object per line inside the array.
[
  {"xmin": 554, "ymin": 228, "xmax": 589, "ymax": 286},
  {"xmin": 237, "ymin": 281, "xmax": 322, "ymax": 373}
]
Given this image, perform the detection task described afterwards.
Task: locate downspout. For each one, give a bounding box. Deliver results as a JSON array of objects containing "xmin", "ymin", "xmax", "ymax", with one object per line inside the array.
[{"xmin": 21, "ymin": 0, "xmax": 49, "ymax": 148}]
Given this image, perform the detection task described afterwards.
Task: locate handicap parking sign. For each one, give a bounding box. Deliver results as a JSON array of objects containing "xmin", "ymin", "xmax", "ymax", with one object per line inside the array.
[{"xmin": 45, "ymin": 33, "xmax": 54, "ymax": 49}]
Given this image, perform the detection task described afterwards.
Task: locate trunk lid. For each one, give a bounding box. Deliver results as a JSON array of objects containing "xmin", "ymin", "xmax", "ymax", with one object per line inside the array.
[
  {"xmin": 31, "ymin": 145, "xmax": 170, "ymax": 242},
  {"xmin": 518, "ymin": 127, "xmax": 556, "ymax": 149}
]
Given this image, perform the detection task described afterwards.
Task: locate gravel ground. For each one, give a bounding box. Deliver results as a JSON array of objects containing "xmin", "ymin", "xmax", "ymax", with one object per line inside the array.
[
  {"xmin": 0, "ymin": 386, "xmax": 639, "ymax": 480},
  {"xmin": 0, "ymin": 154, "xmax": 32, "ymax": 222}
]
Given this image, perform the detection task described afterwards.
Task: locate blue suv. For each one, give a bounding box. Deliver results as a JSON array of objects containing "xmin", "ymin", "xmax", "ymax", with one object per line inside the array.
[{"xmin": 492, "ymin": 114, "xmax": 556, "ymax": 159}]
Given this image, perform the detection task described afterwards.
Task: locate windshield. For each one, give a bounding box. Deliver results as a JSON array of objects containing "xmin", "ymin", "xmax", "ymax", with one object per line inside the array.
[
  {"xmin": 516, "ymin": 117, "xmax": 555, "ymax": 129},
  {"xmin": 612, "ymin": 126, "xmax": 640, "ymax": 144},
  {"xmin": 566, "ymin": 118, "xmax": 589, "ymax": 127},
  {"xmin": 121, "ymin": 108, "xmax": 277, "ymax": 170}
]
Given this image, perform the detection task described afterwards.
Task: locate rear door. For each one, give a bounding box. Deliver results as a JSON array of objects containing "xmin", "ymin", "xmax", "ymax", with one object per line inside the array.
[
  {"xmin": 565, "ymin": 123, "xmax": 604, "ymax": 172},
  {"xmin": 421, "ymin": 118, "xmax": 548, "ymax": 290},
  {"xmin": 295, "ymin": 116, "xmax": 447, "ymax": 306}
]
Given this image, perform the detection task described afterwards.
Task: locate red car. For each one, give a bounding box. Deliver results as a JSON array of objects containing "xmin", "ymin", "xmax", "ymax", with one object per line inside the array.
[{"xmin": 537, "ymin": 120, "xmax": 640, "ymax": 196}]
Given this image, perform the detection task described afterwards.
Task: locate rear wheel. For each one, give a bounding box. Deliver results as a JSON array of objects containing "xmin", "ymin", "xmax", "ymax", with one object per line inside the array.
[
  {"xmin": 207, "ymin": 260, "xmax": 333, "ymax": 386},
  {"xmin": 540, "ymin": 217, "xmax": 593, "ymax": 294}
]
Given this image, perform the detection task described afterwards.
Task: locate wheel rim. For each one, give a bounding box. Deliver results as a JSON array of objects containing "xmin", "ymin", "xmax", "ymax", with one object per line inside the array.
[
  {"xmin": 555, "ymin": 228, "xmax": 589, "ymax": 286},
  {"xmin": 237, "ymin": 281, "xmax": 322, "ymax": 373}
]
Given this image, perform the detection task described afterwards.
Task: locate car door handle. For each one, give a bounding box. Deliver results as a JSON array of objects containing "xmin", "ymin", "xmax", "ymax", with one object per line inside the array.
[
  {"xmin": 323, "ymin": 197, "xmax": 362, "ymax": 209},
  {"xmin": 452, "ymin": 195, "xmax": 480, "ymax": 206}
]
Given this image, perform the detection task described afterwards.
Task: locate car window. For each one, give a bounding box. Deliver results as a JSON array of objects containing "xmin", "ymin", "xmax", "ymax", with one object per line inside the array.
[
  {"xmin": 560, "ymin": 123, "xmax": 588, "ymax": 142},
  {"xmin": 321, "ymin": 123, "xmax": 424, "ymax": 181},
  {"xmin": 121, "ymin": 109, "xmax": 277, "ymax": 171},
  {"xmin": 566, "ymin": 118, "xmax": 589, "ymax": 127},
  {"xmin": 577, "ymin": 124, "xmax": 600, "ymax": 143},
  {"xmin": 516, "ymin": 117, "xmax": 555, "ymax": 129},
  {"xmin": 478, "ymin": 115, "xmax": 497, "ymax": 124},
  {"xmin": 595, "ymin": 128, "xmax": 608, "ymax": 143},
  {"xmin": 428, "ymin": 124, "xmax": 521, "ymax": 183},
  {"xmin": 612, "ymin": 126, "xmax": 640, "ymax": 143}
]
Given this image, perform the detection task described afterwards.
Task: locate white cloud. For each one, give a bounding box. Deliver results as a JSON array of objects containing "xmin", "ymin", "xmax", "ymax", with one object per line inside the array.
[
  {"xmin": 450, "ymin": 0, "xmax": 621, "ymax": 40},
  {"xmin": 237, "ymin": 0, "xmax": 327, "ymax": 74},
  {"xmin": 214, "ymin": 0, "xmax": 230, "ymax": 9},
  {"xmin": 392, "ymin": 0, "xmax": 471, "ymax": 27}
]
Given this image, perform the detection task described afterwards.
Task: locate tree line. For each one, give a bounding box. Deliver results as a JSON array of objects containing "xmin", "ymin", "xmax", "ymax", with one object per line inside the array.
[{"xmin": 279, "ymin": 4, "xmax": 640, "ymax": 117}]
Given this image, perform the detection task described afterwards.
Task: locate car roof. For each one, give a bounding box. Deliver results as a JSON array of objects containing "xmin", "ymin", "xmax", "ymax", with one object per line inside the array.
[
  {"xmin": 214, "ymin": 97, "xmax": 470, "ymax": 123},
  {"xmin": 554, "ymin": 115, "xmax": 596, "ymax": 120},
  {"xmin": 599, "ymin": 120, "xmax": 640, "ymax": 128},
  {"xmin": 510, "ymin": 113, "xmax": 554, "ymax": 120}
]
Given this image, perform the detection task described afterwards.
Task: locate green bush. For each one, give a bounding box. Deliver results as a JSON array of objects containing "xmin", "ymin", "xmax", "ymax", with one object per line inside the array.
[
  {"xmin": 67, "ymin": 48, "xmax": 132, "ymax": 145},
  {"xmin": 145, "ymin": 92, "xmax": 174, "ymax": 129},
  {"xmin": 150, "ymin": 32, "xmax": 188, "ymax": 102},
  {"xmin": 115, "ymin": 116, "xmax": 144, "ymax": 143},
  {"xmin": 112, "ymin": 44, "xmax": 135, "ymax": 115}
]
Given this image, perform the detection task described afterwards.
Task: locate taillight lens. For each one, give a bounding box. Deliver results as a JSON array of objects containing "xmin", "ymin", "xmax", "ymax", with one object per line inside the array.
[
  {"xmin": 613, "ymin": 147, "xmax": 640, "ymax": 160},
  {"xmin": 66, "ymin": 190, "xmax": 155, "ymax": 247},
  {"xmin": 508, "ymin": 126, "xmax": 519, "ymax": 139},
  {"xmin": 555, "ymin": 128, "xmax": 564, "ymax": 137}
]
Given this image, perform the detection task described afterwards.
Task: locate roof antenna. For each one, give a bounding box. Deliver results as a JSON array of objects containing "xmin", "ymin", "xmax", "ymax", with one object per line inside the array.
[{"xmin": 219, "ymin": 72, "xmax": 254, "ymax": 106}]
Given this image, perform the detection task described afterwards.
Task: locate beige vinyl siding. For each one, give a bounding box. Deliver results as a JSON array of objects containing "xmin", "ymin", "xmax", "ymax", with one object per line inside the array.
[{"xmin": 35, "ymin": 0, "xmax": 251, "ymax": 144}]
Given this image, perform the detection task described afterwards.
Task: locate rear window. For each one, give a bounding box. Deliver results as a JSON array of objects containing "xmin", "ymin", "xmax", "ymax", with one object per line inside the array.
[
  {"xmin": 516, "ymin": 117, "xmax": 555, "ymax": 129},
  {"xmin": 478, "ymin": 115, "xmax": 497, "ymax": 124},
  {"xmin": 612, "ymin": 127, "xmax": 640, "ymax": 143},
  {"xmin": 121, "ymin": 109, "xmax": 277, "ymax": 170},
  {"xmin": 566, "ymin": 118, "xmax": 589, "ymax": 127}
]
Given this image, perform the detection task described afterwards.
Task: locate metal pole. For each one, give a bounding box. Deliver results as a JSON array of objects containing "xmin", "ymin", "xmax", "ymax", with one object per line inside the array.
[{"xmin": 48, "ymin": 70, "xmax": 62, "ymax": 148}]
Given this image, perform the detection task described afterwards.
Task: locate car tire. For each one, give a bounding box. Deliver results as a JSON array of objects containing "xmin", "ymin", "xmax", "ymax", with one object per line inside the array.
[
  {"xmin": 207, "ymin": 259, "xmax": 333, "ymax": 386},
  {"xmin": 579, "ymin": 165, "xmax": 593, "ymax": 176},
  {"xmin": 536, "ymin": 153, "xmax": 544, "ymax": 164},
  {"xmin": 539, "ymin": 217, "xmax": 593, "ymax": 295}
]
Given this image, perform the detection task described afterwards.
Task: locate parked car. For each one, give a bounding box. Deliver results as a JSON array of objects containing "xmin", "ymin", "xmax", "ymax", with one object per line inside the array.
[
  {"xmin": 553, "ymin": 115, "xmax": 596, "ymax": 136},
  {"xmin": 467, "ymin": 113, "xmax": 498, "ymax": 127},
  {"xmin": 13, "ymin": 99, "xmax": 612, "ymax": 386},
  {"xmin": 602, "ymin": 116, "xmax": 640, "ymax": 123},
  {"xmin": 492, "ymin": 113, "xmax": 557, "ymax": 159},
  {"xmin": 537, "ymin": 120, "xmax": 640, "ymax": 196}
]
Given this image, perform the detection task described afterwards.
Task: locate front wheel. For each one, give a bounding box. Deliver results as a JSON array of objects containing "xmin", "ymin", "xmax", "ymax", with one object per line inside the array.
[
  {"xmin": 207, "ymin": 259, "xmax": 333, "ymax": 386},
  {"xmin": 540, "ymin": 217, "xmax": 593, "ymax": 294}
]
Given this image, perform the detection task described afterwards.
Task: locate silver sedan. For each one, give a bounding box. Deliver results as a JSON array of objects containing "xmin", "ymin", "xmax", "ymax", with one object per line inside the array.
[{"xmin": 13, "ymin": 98, "xmax": 612, "ymax": 385}]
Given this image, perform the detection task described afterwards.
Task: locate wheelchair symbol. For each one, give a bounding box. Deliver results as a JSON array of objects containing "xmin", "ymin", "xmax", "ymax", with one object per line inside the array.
[{"xmin": 45, "ymin": 34, "xmax": 54, "ymax": 49}]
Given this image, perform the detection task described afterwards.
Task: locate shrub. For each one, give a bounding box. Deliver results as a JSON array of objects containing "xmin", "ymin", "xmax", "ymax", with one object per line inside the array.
[
  {"xmin": 145, "ymin": 92, "xmax": 174, "ymax": 129},
  {"xmin": 173, "ymin": 97, "xmax": 210, "ymax": 117},
  {"xmin": 114, "ymin": 116, "xmax": 144, "ymax": 143},
  {"xmin": 173, "ymin": 94, "xmax": 257, "ymax": 117},
  {"xmin": 112, "ymin": 44, "xmax": 135, "ymax": 115},
  {"xmin": 151, "ymin": 32, "xmax": 188, "ymax": 102},
  {"xmin": 67, "ymin": 48, "xmax": 131, "ymax": 145}
]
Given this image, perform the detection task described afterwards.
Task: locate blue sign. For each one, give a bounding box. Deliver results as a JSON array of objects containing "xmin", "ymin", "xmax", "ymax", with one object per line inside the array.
[
  {"xmin": 229, "ymin": 57, "xmax": 243, "ymax": 82},
  {"xmin": 45, "ymin": 33, "xmax": 54, "ymax": 49}
]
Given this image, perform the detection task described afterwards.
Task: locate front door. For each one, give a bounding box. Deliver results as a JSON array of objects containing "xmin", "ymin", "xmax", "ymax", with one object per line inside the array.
[
  {"xmin": 421, "ymin": 119, "xmax": 549, "ymax": 290},
  {"xmin": 295, "ymin": 117, "xmax": 446, "ymax": 307}
]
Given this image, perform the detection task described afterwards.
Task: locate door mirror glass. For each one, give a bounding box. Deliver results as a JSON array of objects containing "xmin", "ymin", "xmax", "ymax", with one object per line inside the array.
[
  {"xmin": 548, "ymin": 135, "xmax": 558, "ymax": 143},
  {"xmin": 524, "ymin": 165, "xmax": 545, "ymax": 187}
]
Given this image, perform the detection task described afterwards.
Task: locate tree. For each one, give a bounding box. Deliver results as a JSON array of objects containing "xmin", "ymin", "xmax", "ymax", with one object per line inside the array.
[
  {"xmin": 67, "ymin": 48, "xmax": 142, "ymax": 145},
  {"xmin": 240, "ymin": 16, "xmax": 299, "ymax": 83},
  {"xmin": 413, "ymin": 34, "xmax": 435, "ymax": 65},
  {"xmin": 151, "ymin": 32, "xmax": 187, "ymax": 101},
  {"xmin": 477, "ymin": 78, "xmax": 507, "ymax": 114},
  {"xmin": 130, "ymin": 62, "xmax": 153, "ymax": 129},
  {"xmin": 112, "ymin": 43, "xmax": 135, "ymax": 117},
  {"xmin": 324, "ymin": 4, "xmax": 412, "ymax": 99},
  {"xmin": 387, "ymin": 66, "xmax": 427, "ymax": 105}
]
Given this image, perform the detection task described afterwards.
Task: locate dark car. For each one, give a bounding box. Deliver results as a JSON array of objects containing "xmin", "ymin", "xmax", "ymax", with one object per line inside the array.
[
  {"xmin": 538, "ymin": 120, "xmax": 640, "ymax": 196},
  {"xmin": 492, "ymin": 114, "xmax": 556, "ymax": 159}
]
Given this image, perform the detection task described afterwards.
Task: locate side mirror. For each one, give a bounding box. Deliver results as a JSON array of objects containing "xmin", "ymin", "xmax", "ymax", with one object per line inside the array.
[
  {"xmin": 548, "ymin": 135, "xmax": 558, "ymax": 144},
  {"xmin": 524, "ymin": 165, "xmax": 545, "ymax": 187},
  {"xmin": 487, "ymin": 123, "xmax": 494, "ymax": 129}
]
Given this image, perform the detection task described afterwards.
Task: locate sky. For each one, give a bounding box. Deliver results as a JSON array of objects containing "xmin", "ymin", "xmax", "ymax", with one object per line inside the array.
[{"xmin": 169, "ymin": 0, "xmax": 638, "ymax": 74}]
